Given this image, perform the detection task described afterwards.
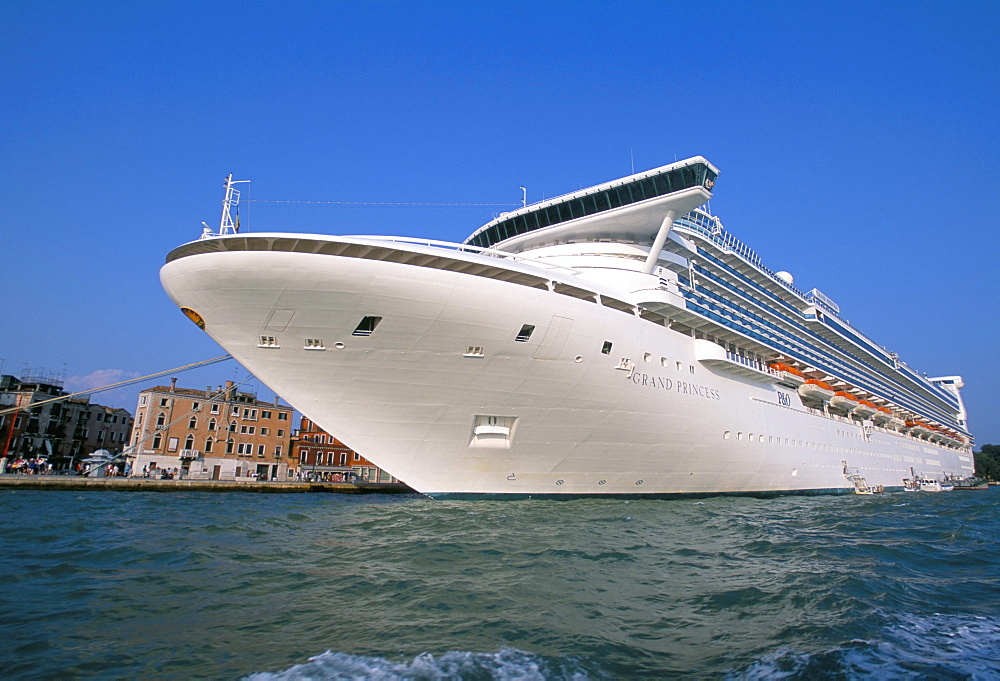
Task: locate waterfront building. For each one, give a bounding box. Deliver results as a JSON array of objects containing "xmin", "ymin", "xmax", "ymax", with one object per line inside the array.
[
  {"xmin": 0, "ymin": 373, "xmax": 133, "ymax": 470},
  {"xmin": 291, "ymin": 415, "xmax": 400, "ymax": 482},
  {"xmin": 127, "ymin": 378, "xmax": 293, "ymax": 480}
]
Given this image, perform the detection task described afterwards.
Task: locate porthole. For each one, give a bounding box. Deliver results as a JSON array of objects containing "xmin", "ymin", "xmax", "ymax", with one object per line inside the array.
[
  {"xmin": 643, "ymin": 352, "xmax": 652, "ymax": 363},
  {"xmin": 723, "ymin": 430, "xmax": 731, "ymax": 440},
  {"xmin": 334, "ymin": 342, "xmax": 345, "ymax": 349},
  {"xmin": 575, "ymin": 355, "xmax": 584, "ymax": 363}
]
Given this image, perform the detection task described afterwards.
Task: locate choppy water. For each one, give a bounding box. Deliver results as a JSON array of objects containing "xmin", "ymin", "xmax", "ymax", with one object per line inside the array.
[{"xmin": 1, "ymin": 488, "xmax": 998, "ymax": 679}]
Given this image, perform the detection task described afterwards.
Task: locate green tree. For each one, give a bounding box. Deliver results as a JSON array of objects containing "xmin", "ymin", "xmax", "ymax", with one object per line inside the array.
[{"xmin": 974, "ymin": 444, "xmax": 1000, "ymax": 480}]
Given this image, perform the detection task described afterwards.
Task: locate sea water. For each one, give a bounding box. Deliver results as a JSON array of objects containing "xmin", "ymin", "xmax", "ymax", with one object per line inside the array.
[{"xmin": 1, "ymin": 488, "xmax": 998, "ymax": 679}]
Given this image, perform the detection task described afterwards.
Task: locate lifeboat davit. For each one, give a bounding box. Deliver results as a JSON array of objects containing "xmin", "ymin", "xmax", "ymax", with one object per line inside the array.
[
  {"xmin": 830, "ymin": 391, "xmax": 859, "ymax": 412},
  {"xmin": 798, "ymin": 378, "xmax": 835, "ymax": 401},
  {"xmin": 767, "ymin": 362, "xmax": 806, "ymax": 386}
]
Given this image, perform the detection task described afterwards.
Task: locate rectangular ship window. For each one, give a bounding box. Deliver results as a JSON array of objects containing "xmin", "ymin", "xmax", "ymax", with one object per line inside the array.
[
  {"xmin": 601, "ymin": 341, "xmax": 613, "ymax": 355},
  {"xmin": 352, "ymin": 316, "xmax": 382, "ymax": 337},
  {"xmin": 515, "ymin": 324, "xmax": 535, "ymax": 342},
  {"xmin": 464, "ymin": 346, "xmax": 485, "ymax": 357},
  {"xmin": 258, "ymin": 336, "xmax": 279, "ymax": 348},
  {"xmin": 304, "ymin": 338, "xmax": 326, "ymax": 350}
]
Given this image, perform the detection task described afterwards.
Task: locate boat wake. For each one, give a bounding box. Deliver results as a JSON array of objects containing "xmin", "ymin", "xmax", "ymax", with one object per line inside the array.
[
  {"xmin": 244, "ymin": 647, "xmax": 597, "ymax": 680},
  {"xmin": 729, "ymin": 612, "xmax": 1000, "ymax": 679}
]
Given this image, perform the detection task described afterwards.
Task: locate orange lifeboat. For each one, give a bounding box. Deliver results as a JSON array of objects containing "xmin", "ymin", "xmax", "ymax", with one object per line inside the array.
[
  {"xmin": 768, "ymin": 363, "xmax": 806, "ymax": 386},
  {"xmin": 853, "ymin": 399, "xmax": 878, "ymax": 419},
  {"xmin": 798, "ymin": 378, "xmax": 835, "ymax": 401},
  {"xmin": 905, "ymin": 420, "xmax": 932, "ymax": 437},
  {"xmin": 872, "ymin": 405, "xmax": 893, "ymax": 424},
  {"xmin": 830, "ymin": 391, "xmax": 859, "ymax": 411}
]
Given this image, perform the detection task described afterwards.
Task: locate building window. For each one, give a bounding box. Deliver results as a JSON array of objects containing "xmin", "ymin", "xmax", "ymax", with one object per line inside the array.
[
  {"xmin": 208, "ymin": 418, "xmax": 217, "ymax": 431},
  {"xmin": 257, "ymin": 444, "xmax": 265, "ymax": 457},
  {"xmin": 160, "ymin": 398, "xmax": 169, "ymax": 407},
  {"xmin": 205, "ymin": 437, "xmax": 214, "ymax": 453},
  {"xmin": 140, "ymin": 395, "xmax": 148, "ymax": 406},
  {"xmin": 152, "ymin": 434, "xmax": 162, "ymax": 449},
  {"xmin": 168, "ymin": 437, "xmax": 178, "ymax": 452},
  {"xmin": 260, "ymin": 427, "xmax": 269, "ymax": 436},
  {"xmin": 300, "ymin": 450, "xmax": 307, "ymax": 463},
  {"xmin": 274, "ymin": 445, "xmax": 282, "ymax": 457},
  {"xmin": 211, "ymin": 404, "xmax": 220, "ymax": 414},
  {"xmin": 339, "ymin": 453, "xmax": 347, "ymax": 466},
  {"xmin": 188, "ymin": 416, "xmax": 197, "ymax": 429},
  {"xmin": 184, "ymin": 435, "xmax": 194, "ymax": 450},
  {"xmin": 277, "ymin": 429, "xmax": 284, "ymax": 437},
  {"xmin": 226, "ymin": 439, "xmax": 234, "ymax": 453},
  {"xmin": 278, "ymin": 412, "xmax": 288, "ymax": 421},
  {"xmin": 261, "ymin": 411, "xmax": 272, "ymax": 420},
  {"xmin": 156, "ymin": 413, "xmax": 166, "ymax": 427}
]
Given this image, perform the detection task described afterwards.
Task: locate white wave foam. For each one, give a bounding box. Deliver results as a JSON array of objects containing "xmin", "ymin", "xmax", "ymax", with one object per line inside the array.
[
  {"xmin": 729, "ymin": 612, "xmax": 1000, "ymax": 679},
  {"xmin": 245, "ymin": 647, "xmax": 594, "ymax": 681}
]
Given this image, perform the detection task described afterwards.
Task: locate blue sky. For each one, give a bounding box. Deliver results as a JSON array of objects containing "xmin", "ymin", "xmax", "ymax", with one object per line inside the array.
[{"xmin": 2, "ymin": 0, "xmax": 998, "ymax": 446}]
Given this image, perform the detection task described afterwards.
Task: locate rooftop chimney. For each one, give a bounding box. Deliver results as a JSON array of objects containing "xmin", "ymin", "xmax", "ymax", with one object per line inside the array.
[{"xmin": 170, "ymin": 377, "xmax": 177, "ymax": 391}]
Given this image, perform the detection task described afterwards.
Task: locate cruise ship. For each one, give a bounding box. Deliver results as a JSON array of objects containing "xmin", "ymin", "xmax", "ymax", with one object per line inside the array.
[{"xmin": 161, "ymin": 158, "xmax": 973, "ymax": 498}]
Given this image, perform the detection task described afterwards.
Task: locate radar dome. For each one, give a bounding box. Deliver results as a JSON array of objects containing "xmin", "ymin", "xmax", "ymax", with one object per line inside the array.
[{"xmin": 775, "ymin": 271, "xmax": 794, "ymax": 286}]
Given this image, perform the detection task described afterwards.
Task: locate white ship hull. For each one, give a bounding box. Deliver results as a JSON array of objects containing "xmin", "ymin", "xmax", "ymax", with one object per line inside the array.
[{"xmin": 161, "ymin": 235, "xmax": 972, "ymax": 498}]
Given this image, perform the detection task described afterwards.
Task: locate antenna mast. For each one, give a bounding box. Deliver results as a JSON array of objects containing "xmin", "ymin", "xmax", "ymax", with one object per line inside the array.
[
  {"xmin": 218, "ymin": 173, "xmax": 251, "ymax": 235},
  {"xmin": 202, "ymin": 174, "xmax": 251, "ymax": 238}
]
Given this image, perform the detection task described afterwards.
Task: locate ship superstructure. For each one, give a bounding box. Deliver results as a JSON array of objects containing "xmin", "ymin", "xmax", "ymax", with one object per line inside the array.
[{"xmin": 161, "ymin": 159, "xmax": 972, "ymax": 497}]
